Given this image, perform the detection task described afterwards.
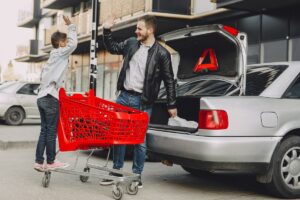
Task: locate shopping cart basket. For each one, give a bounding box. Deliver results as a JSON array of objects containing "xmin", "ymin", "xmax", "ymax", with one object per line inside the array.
[{"xmin": 40, "ymin": 88, "xmax": 149, "ymax": 200}]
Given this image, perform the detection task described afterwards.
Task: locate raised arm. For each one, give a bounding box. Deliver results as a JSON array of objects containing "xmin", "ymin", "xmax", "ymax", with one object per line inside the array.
[
  {"xmin": 102, "ymin": 17, "xmax": 127, "ymax": 55},
  {"xmin": 59, "ymin": 16, "xmax": 78, "ymax": 56}
]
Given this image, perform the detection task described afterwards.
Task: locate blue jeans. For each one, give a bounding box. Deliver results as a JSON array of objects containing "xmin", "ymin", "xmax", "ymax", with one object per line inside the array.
[
  {"xmin": 35, "ymin": 95, "xmax": 59, "ymax": 164},
  {"xmin": 113, "ymin": 91, "xmax": 152, "ymax": 174}
]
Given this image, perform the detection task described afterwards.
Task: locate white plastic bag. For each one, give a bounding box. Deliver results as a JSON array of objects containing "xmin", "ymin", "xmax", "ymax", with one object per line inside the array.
[{"xmin": 168, "ymin": 116, "xmax": 198, "ymax": 129}]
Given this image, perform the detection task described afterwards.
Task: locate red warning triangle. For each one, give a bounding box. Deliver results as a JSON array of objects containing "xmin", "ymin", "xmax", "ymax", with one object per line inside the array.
[{"xmin": 193, "ymin": 48, "xmax": 218, "ymax": 73}]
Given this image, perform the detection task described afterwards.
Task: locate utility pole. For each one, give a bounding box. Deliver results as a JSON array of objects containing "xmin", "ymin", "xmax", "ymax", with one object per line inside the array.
[{"xmin": 89, "ymin": 0, "xmax": 99, "ymax": 94}]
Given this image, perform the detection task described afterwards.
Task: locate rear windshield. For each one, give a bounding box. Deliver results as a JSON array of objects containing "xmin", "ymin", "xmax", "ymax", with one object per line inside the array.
[
  {"xmin": 158, "ymin": 79, "xmax": 236, "ymax": 99},
  {"xmin": 166, "ymin": 32, "xmax": 238, "ymax": 79},
  {"xmin": 246, "ymin": 65, "xmax": 287, "ymax": 96}
]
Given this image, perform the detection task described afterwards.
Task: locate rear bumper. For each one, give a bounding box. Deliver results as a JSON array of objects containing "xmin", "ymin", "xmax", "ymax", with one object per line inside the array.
[{"xmin": 147, "ymin": 129, "xmax": 281, "ymax": 172}]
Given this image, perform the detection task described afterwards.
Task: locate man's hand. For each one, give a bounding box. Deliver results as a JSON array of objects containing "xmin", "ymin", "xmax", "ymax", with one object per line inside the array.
[
  {"xmin": 168, "ymin": 108, "xmax": 177, "ymax": 118},
  {"xmin": 63, "ymin": 15, "xmax": 71, "ymax": 26},
  {"xmin": 103, "ymin": 16, "xmax": 115, "ymax": 29}
]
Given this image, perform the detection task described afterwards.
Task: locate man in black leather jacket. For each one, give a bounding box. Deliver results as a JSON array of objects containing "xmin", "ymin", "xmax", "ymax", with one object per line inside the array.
[{"xmin": 100, "ymin": 15, "xmax": 177, "ymax": 188}]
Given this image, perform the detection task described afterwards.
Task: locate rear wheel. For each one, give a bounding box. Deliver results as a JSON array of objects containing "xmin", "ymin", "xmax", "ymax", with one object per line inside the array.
[
  {"xmin": 266, "ymin": 136, "xmax": 300, "ymax": 198},
  {"xmin": 181, "ymin": 166, "xmax": 208, "ymax": 176},
  {"xmin": 5, "ymin": 107, "xmax": 25, "ymax": 125}
]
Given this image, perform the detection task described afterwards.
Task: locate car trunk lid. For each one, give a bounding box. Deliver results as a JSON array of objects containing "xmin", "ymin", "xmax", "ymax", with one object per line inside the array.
[{"xmin": 160, "ymin": 24, "xmax": 247, "ymax": 94}]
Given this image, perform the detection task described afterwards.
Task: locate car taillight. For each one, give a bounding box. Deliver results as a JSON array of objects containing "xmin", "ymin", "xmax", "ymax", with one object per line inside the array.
[
  {"xmin": 198, "ymin": 110, "xmax": 228, "ymax": 130},
  {"xmin": 223, "ymin": 25, "xmax": 239, "ymax": 37}
]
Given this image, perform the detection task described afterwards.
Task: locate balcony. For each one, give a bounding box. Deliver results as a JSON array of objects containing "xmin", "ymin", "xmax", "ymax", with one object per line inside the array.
[
  {"xmin": 15, "ymin": 40, "xmax": 48, "ymax": 62},
  {"xmin": 18, "ymin": 0, "xmax": 40, "ymax": 28},
  {"xmin": 216, "ymin": 0, "xmax": 300, "ymax": 12},
  {"xmin": 99, "ymin": 0, "xmax": 154, "ymax": 25},
  {"xmin": 42, "ymin": 0, "xmax": 84, "ymax": 9},
  {"xmin": 18, "ymin": 10, "xmax": 37, "ymax": 28},
  {"xmin": 99, "ymin": 0, "xmax": 219, "ymax": 25}
]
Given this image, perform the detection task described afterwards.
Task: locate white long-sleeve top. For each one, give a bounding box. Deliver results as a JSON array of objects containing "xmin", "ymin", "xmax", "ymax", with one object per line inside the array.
[{"xmin": 38, "ymin": 24, "xmax": 78, "ymax": 99}]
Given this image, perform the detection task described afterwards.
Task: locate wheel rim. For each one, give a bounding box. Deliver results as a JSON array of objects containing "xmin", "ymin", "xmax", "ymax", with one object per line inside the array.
[
  {"xmin": 281, "ymin": 147, "xmax": 300, "ymax": 189},
  {"xmin": 10, "ymin": 111, "xmax": 21, "ymax": 122}
]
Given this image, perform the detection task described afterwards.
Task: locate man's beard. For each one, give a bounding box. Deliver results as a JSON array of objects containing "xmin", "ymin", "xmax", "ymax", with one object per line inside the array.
[{"xmin": 137, "ymin": 33, "xmax": 149, "ymax": 42}]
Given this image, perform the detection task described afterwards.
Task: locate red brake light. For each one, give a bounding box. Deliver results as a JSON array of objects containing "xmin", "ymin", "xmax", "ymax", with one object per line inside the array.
[
  {"xmin": 198, "ymin": 110, "xmax": 228, "ymax": 130},
  {"xmin": 223, "ymin": 25, "xmax": 239, "ymax": 37}
]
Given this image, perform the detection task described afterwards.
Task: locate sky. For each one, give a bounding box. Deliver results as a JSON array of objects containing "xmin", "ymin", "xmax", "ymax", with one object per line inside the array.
[{"xmin": 0, "ymin": 0, "xmax": 33, "ymax": 76}]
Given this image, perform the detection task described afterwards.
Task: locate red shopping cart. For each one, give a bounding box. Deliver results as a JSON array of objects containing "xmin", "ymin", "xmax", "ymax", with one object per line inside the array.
[{"xmin": 41, "ymin": 88, "xmax": 149, "ymax": 200}]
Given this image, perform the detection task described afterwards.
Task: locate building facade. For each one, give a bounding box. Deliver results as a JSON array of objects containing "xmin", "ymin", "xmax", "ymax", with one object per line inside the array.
[{"xmin": 15, "ymin": 0, "xmax": 300, "ymax": 101}]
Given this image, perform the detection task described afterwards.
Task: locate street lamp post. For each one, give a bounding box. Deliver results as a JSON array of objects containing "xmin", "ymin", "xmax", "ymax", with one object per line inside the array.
[{"xmin": 89, "ymin": 0, "xmax": 99, "ymax": 94}]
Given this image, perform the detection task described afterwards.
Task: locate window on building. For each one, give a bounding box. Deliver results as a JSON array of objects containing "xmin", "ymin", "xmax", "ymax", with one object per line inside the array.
[
  {"xmin": 72, "ymin": 4, "xmax": 81, "ymax": 16},
  {"xmin": 263, "ymin": 40, "xmax": 288, "ymax": 62},
  {"xmin": 51, "ymin": 15, "xmax": 57, "ymax": 26},
  {"xmin": 83, "ymin": 0, "xmax": 92, "ymax": 12},
  {"xmin": 262, "ymin": 11, "xmax": 288, "ymax": 42},
  {"xmin": 247, "ymin": 44, "xmax": 260, "ymax": 64},
  {"xmin": 283, "ymin": 74, "xmax": 300, "ymax": 99},
  {"xmin": 152, "ymin": 0, "xmax": 191, "ymax": 15},
  {"xmin": 290, "ymin": 8, "xmax": 300, "ymax": 38},
  {"xmin": 291, "ymin": 38, "xmax": 300, "ymax": 61}
]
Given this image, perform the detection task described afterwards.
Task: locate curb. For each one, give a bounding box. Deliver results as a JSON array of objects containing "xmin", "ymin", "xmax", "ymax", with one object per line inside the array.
[{"xmin": 0, "ymin": 140, "xmax": 37, "ymax": 151}]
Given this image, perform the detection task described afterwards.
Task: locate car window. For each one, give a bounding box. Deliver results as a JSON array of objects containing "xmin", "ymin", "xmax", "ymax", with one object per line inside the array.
[
  {"xmin": 246, "ymin": 65, "xmax": 287, "ymax": 96},
  {"xmin": 283, "ymin": 75, "xmax": 300, "ymax": 99},
  {"xmin": 17, "ymin": 84, "xmax": 39, "ymax": 95}
]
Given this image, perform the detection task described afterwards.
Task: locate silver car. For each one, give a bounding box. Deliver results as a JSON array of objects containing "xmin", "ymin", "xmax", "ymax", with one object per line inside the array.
[
  {"xmin": 0, "ymin": 81, "xmax": 40, "ymax": 125},
  {"xmin": 147, "ymin": 24, "xmax": 300, "ymax": 198}
]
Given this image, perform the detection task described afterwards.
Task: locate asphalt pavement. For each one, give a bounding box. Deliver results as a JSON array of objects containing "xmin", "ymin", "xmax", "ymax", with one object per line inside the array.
[{"xmin": 0, "ymin": 120, "xmax": 283, "ymax": 200}]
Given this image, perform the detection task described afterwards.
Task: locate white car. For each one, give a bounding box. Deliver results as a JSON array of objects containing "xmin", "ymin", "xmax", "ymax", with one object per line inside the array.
[
  {"xmin": 0, "ymin": 81, "xmax": 40, "ymax": 125},
  {"xmin": 147, "ymin": 24, "xmax": 300, "ymax": 198}
]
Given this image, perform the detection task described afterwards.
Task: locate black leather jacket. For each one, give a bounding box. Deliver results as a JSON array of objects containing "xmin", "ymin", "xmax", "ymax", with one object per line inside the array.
[{"xmin": 103, "ymin": 28, "xmax": 176, "ymax": 109}]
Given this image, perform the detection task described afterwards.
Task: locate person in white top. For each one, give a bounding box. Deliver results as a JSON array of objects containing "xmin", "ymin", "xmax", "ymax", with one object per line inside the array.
[{"xmin": 34, "ymin": 16, "xmax": 77, "ymax": 172}]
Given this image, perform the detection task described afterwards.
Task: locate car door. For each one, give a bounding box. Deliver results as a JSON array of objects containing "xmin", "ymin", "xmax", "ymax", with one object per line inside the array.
[{"xmin": 16, "ymin": 83, "xmax": 40, "ymax": 118}]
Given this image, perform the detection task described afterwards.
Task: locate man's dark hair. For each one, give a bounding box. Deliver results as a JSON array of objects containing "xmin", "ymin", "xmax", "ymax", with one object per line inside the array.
[
  {"xmin": 138, "ymin": 15, "xmax": 157, "ymax": 34},
  {"xmin": 51, "ymin": 31, "xmax": 67, "ymax": 48}
]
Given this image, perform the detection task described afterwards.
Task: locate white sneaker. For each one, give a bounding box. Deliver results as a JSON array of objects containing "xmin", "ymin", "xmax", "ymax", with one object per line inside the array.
[
  {"xmin": 46, "ymin": 160, "xmax": 69, "ymax": 170},
  {"xmin": 33, "ymin": 163, "xmax": 45, "ymax": 172}
]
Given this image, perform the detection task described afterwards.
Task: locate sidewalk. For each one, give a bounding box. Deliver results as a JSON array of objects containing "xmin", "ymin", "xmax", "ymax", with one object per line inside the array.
[{"xmin": 0, "ymin": 119, "xmax": 40, "ymax": 150}]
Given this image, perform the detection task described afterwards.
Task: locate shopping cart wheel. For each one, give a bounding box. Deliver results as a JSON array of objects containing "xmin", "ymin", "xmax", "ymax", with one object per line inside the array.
[
  {"xmin": 126, "ymin": 181, "xmax": 138, "ymax": 195},
  {"xmin": 42, "ymin": 171, "xmax": 51, "ymax": 188},
  {"xmin": 112, "ymin": 184, "xmax": 123, "ymax": 200},
  {"xmin": 79, "ymin": 167, "xmax": 90, "ymax": 183}
]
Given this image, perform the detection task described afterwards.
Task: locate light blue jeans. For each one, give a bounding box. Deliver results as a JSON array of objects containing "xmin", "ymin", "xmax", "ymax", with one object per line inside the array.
[{"xmin": 113, "ymin": 91, "xmax": 152, "ymax": 174}]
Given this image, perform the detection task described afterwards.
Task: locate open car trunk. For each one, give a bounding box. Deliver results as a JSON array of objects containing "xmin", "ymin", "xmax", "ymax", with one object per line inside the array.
[
  {"xmin": 149, "ymin": 97, "xmax": 200, "ymax": 133},
  {"xmin": 149, "ymin": 24, "xmax": 247, "ymax": 132}
]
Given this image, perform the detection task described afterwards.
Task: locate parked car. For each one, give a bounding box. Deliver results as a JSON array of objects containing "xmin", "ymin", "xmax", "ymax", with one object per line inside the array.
[
  {"xmin": 0, "ymin": 81, "xmax": 40, "ymax": 125},
  {"xmin": 147, "ymin": 24, "xmax": 300, "ymax": 198}
]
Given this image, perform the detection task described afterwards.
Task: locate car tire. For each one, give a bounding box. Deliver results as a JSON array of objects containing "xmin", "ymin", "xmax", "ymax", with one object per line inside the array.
[
  {"xmin": 181, "ymin": 166, "xmax": 208, "ymax": 176},
  {"xmin": 5, "ymin": 107, "xmax": 25, "ymax": 125},
  {"xmin": 266, "ymin": 136, "xmax": 300, "ymax": 199}
]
